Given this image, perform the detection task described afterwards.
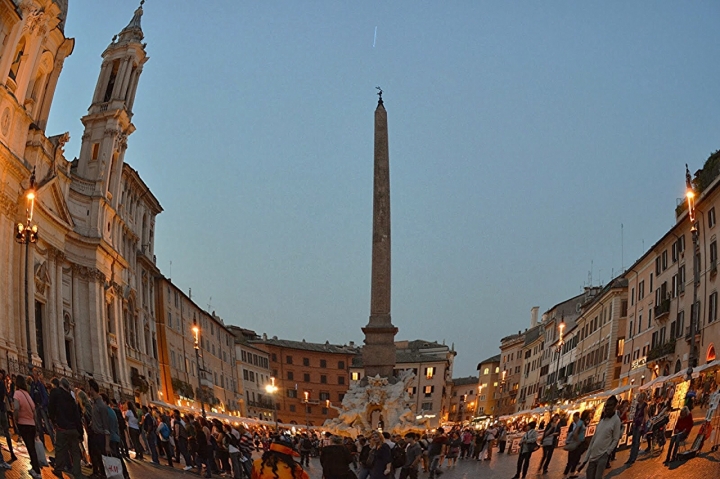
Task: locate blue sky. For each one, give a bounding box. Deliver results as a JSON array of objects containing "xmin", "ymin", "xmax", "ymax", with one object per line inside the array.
[{"xmin": 48, "ymin": 1, "xmax": 720, "ymax": 377}]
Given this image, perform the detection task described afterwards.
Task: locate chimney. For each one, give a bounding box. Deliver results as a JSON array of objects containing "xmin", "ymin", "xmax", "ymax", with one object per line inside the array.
[
  {"xmin": 262, "ymin": 333, "xmax": 267, "ymax": 340},
  {"xmin": 531, "ymin": 306, "xmax": 539, "ymax": 328}
]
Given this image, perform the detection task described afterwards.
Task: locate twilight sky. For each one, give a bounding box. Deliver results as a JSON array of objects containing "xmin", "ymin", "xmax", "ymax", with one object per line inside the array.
[{"xmin": 48, "ymin": 1, "xmax": 720, "ymax": 377}]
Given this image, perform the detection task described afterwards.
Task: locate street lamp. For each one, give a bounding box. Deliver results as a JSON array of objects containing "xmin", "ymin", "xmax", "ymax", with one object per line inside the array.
[
  {"xmin": 303, "ymin": 391, "xmax": 309, "ymax": 430},
  {"xmin": 15, "ymin": 168, "xmax": 38, "ymax": 369},
  {"xmin": 554, "ymin": 317, "xmax": 566, "ymax": 400},
  {"xmin": 192, "ymin": 323, "xmax": 206, "ymax": 418},
  {"xmin": 686, "ymin": 165, "xmax": 699, "ymax": 378},
  {"xmin": 265, "ymin": 377, "xmax": 278, "ymax": 431}
]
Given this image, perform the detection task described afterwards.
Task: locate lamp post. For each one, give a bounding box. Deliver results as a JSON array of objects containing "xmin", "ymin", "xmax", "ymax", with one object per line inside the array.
[
  {"xmin": 15, "ymin": 168, "xmax": 38, "ymax": 369},
  {"xmin": 303, "ymin": 391, "xmax": 309, "ymax": 431},
  {"xmin": 686, "ymin": 165, "xmax": 699, "ymax": 378},
  {"xmin": 265, "ymin": 377, "xmax": 278, "ymax": 431},
  {"xmin": 477, "ymin": 384, "xmax": 484, "ymax": 416},
  {"xmin": 555, "ymin": 317, "xmax": 566, "ymax": 401},
  {"xmin": 192, "ymin": 324, "xmax": 206, "ymax": 418}
]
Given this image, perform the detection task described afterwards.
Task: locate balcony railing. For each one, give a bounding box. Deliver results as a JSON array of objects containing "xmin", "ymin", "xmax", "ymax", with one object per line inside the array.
[
  {"xmin": 647, "ymin": 340, "xmax": 676, "ymax": 361},
  {"xmin": 654, "ymin": 299, "xmax": 671, "ymax": 320}
]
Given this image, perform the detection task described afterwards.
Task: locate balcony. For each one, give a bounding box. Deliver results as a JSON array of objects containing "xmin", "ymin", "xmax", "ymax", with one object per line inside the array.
[
  {"xmin": 653, "ymin": 299, "xmax": 671, "ymax": 320},
  {"xmin": 647, "ymin": 340, "xmax": 676, "ymax": 362},
  {"xmin": 199, "ymin": 370, "xmax": 214, "ymax": 388}
]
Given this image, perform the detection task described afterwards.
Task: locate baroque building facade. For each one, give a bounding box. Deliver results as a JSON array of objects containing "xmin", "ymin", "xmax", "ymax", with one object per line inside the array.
[{"xmin": 0, "ymin": 0, "xmax": 161, "ymax": 401}]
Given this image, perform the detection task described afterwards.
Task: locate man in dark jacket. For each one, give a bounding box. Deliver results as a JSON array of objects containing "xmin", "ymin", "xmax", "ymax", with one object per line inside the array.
[
  {"xmin": 0, "ymin": 369, "xmax": 16, "ymax": 464},
  {"xmin": 30, "ymin": 368, "xmax": 55, "ymax": 446},
  {"xmin": 321, "ymin": 435, "xmax": 354, "ymax": 479},
  {"xmin": 48, "ymin": 378, "xmax": 84, "ymax": 479}
]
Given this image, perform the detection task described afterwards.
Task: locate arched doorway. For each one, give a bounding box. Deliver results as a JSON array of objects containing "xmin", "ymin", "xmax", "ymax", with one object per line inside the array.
[
  {"xmin": 674, "ymin": 359, "xmax": 682, "ymax": 374},
  {"xmin": 707, "ymin": 344, "xmax": 716, "ymax": 363}
]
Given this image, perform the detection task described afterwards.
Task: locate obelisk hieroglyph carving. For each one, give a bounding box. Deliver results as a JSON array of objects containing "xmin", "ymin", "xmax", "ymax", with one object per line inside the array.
[{"xmin": 362, "ymin": 88, "xmax": 398, "ymax": 379}]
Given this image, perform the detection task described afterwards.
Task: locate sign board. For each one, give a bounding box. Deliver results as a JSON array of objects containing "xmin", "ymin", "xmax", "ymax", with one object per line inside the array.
[
  {"xmin": 510, "ymin": 437, "xmax": 521, "ymax": 454},
  {"xmin": 631, "ymin": 357, "xmax": 647, "ymax": 370},
  {"xmin": 705, "ymin": 391, "xmax": 720, "ymax": 421},
  {"xmin": 586, "ymin": 424, "xmax": 597, "ymax": 438},
  {"xmin": 557, "ymin": 425, "xmax": 569, "ymax": 448}
]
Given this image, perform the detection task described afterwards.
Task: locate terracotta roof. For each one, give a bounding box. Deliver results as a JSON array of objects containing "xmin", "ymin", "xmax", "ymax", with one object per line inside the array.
[{"xmin": 249, "ymin": 337, "xmax": 359, "ymax": 355}]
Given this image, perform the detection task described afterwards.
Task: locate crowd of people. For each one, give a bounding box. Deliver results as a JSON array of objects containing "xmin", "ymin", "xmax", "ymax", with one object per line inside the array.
[{"xmin": 0, "ymin": 367, "xmax": 714, "ymax": 479}]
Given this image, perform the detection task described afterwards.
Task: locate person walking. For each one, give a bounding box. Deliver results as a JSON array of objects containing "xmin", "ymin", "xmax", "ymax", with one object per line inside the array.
[
  {"xmin": 111, "ymin": 399, "xmax": 130, "ymax": 458},
  {"xmin": 427, "ymin": 428, "xmax": 447, "ymax": 479},
  {"xmin": 88, "ymin": 379, "xmax": 111, "ymax": 479},
  {"xmin": 0, "ymin": 369, "xmax": 15, "ymax": 466},
  {"xmin": 399, "ymin": 433, "xmax": 422, "ymax": 479},
  {"xmin": 511, "ymin": 421, "xmax": 538, "ymax": 479},
  {"xmin": 13, "ymin": 375, "xmax": 42, "ymax": 479},
  {"xmin": 320, "ymin": 435, "xmax": 354, "ymax": 479},
  {"xmin": 172, "ymin": 410, "xmax": 193, "ymax": 470},
  {"xmin": 48, "ymin": 378, "xmax": 84, "ymax": 479},
  {"xmin": 497, "ymin": 426, "xmax": 507, "ymax": 454},
  {"xmin": 368, "ymin": 431, "xmax": 392, "ymax": 479},
  {"xmin": 141, "ymin": 406, "xmax": 159, "ymax": 464},
  {"xmin": 357, "ymin": 436, "xmax": 372, "ymax": 479},
  {"xmin": 538, "ymin": 414, "xmax": 560, "ymax": 473},
  {"xmin": 625, "ymin": 392, "xmax": 648, "ymax": 465},
  {"xmin": 483, "ymin": 424, "xmax": 498, "ymax": 461},
  {"xmin": 252, "ymin": 435, "xmax": 309, "ymax": 479},
  {"xmin": 155, "ymin": 410, "xmax": 174, "ymax": 467},
  {"xmin": 103, "ymin": 393, "xmax": 130, "ymax": 479},
  {"xmin": 562, "ymin": 410, "xmax": 589, "ymax": 479},
  {"xmin": 585, "ymin": 396, "xmax": 622, "ymax": 479},
  {"xmin": 125, "ymin": 401, "xmax": 143, "ymax": 460},
  {"xmin": 299, "ymin": 433, "xmax": 312, "ymax": 467},
  {"xmin": 30, "ymin": 369, "xmax": 55, "ymax": 447}
]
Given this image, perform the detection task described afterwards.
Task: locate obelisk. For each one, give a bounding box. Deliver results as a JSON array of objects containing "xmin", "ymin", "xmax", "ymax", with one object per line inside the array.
[{"xmin": 362, "ymin": 88, "xmax": 398, "ymax": 379}]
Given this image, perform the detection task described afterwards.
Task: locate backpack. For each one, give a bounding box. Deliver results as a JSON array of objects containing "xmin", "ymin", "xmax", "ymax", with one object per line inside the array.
[
  {"xmin": 391, "ymin": 443, "xmax": 406, "ymax": 468},
  {"xmin": 302, "ymin": 438, "xmax": 312, "ymax": 451},
  {"xmin": 185, "ymin": 421, "xmax": 196, "ymax": 439},
  {"xmin": 158, "ymin": 421, "xmax": 171, "ymax": 441},
  {"xmin": 177, "ymin": 419, "xmax": 188, "ymax": 439}
]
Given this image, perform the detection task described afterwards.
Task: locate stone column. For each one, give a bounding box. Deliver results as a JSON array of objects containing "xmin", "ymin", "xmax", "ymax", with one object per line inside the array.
[
  {"xmin": 56, "ymin": 256, "xmax": 68, "ymax": 369},
  {"xmin": 118, "ymin": 60, "xmax": 134, "ymax": 101},
  {"xmin": 92, "ymin": 61, "xmax": 110, "ymax": 103},
  {"xmin": 0, "ymin": 20, "xmax": 26, "ymax": 85},
  {"xmin": 45, "ymin": 253, "xmax": 58, "ymax": 369},
  {"xmin": 111, "ymin": 58, "xmax": 130, "ymax": 99},
  {"xmin": 126, "ymin": 68, "xmax": 142, "ymax": 112},
  {"xmin": 71, "ymin": 269, "xmax": 85, "ymax": 374}
]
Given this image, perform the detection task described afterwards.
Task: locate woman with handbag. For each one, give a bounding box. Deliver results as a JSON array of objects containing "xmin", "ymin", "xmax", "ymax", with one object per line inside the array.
[
  {"xmin": 511, "ymin": 421, "xmax": 538, "ymax": 479},
  {"xmin": 13, "ymin": 375, "xmax": 42, "ymax": 479},
  {"xmin": 538, "ymin": 415, "xmax": 560, "ymax": 473},
  {"xmin": 563, "ymin": 410, "xmax": 590, "ymax": 479}
]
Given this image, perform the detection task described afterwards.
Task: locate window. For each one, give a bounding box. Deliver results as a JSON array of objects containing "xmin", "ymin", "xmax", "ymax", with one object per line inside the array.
[
  {"xmin": 629, "ymin": 320, "xmax": 634, "ymax": 338},
  {"xmin": 338, "ymin": 376, "xmax": 345, "ymax": 385},
  {"xmin": 322, "ymin": 407, "xmax": 328, "ymax": 415},
  {"xmin": 424, "ymin": 386, "xmax": 434, "ymax": 397},
  {"xmin": 289, "ymin": 404, "xmax": 296, "ymax": 412},
  {"xmin": 662, "ymin": 251, "xmax": 668, "ymax": 271},
  {"xmin": 351, "ymin": 372, "xmax": 360, "ymax": 381},
  {"xmin": 672, "ymin": 241, "xmax": 679, "ymax": 263},
  {"xmin": 421, "ymin": 402, "xmax": 433, "ymax": 411},
  {"xmin": 286, "ymin": 389, "xmax": 297, "ymax": 398},
  {"xmin": 338, "ymin": 361, "xmax": 345, "ymax": 369},
  {"xmin": 679, "ymin": 265, "xmax": 686, "ymax": 293},
  {"xmin": 338, "ymin": 393, "xmax": 345, "ymax": 402},
  {"xmin": 320, "ymin": 359, "xmax": 327, "ymax": 368},
  {"xmin": 638, "ymin": 281, "xmax": 645, "ymax": 300},
  {"xmin": 710, "ymin": 207, "xmax": 716, "ymax": 228},
  {"xmin": 271, "ymin": 353, "xmax": 277, "ymax": 362},
  {"xmin": 631, "ymin": 288, "xmax": 635, "ymax": 306},
  {"xmin": 319, "ymin": 391, "xmax": 330, "ymax": 401},
  {"xmin": 711, "ymin": 241, "xmax": 718, "ymax": 270},
  {"xmin": 303, "ymin": 358, "xmax": 310, "ymax": 366},
  {"xmin": 287, "ymin": 371, "xmax": 294, "ymax": 380},
  {"xmin": 483, "ymin": 367, "xmax": 489, "ymax": 375},
  {"xmin": 286, "ymin": 356, "xmax": 293, "ymax": 364},
  {"xmin": 677, "ymin": 311, "xmax": 685, "ymax": 338},
  {"xmin": 678, "ymin": 234, "xmax": 685, "ymax": 253},
  {"xmin": 425, "ymin": 367, "xmax": 435, "ymax": 379},
  {"xmin": 303, "ymin": 373, "xmax": 310, "ymax": 382},
  {"xmin": 656, "ymin": 257, "xmax": 662, "ymax": 276},
  {"xmin": 495, "ymin": 366, "xmax": 499, "ymax": 373},
  {"xmin": 709, "ymin": 292, "xmax": 718, "ymax": 323},
  {"xmin": 320, "ymin": 375, "xmax": 327, "ymax": 384}
]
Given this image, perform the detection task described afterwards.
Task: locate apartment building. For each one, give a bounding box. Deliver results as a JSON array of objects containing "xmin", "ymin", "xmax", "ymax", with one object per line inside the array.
[
  {"xmin": 155, "ymin": 277, "xmax": 240, "ymax": 414},
  {"xmin": 496, "ymin": 332, "xmax": 525, "ymax": 416},
  {"xmin": 228, "ymin": 326, "xmax": 273, "ymax": 420},
  {"xmin": 449, "ymin": 376, "xmax": 479, "ymax": 422},
  {"xmin": 251, "ymin": 336, "xmax": 358, "ymax": 426},
  {"xmin": 476, "ymin": 354, "xmax": 501, "ymax": 417},
  {"xmin": 571, "ymin": 278, "xmax": 628, "ymax": 394},
  {"xmin": 621, "ymin": 154, "xmax": 720, "ymax": 385},
  {"xmin": 518, "ymin": 319, "xmax": 544, "ymax": 411}
]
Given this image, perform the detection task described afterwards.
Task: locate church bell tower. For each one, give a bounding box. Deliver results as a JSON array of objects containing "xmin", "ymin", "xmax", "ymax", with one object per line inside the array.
[{"xmin": 74, "ymin": 1, "xmax": 148, "ymax": 208}]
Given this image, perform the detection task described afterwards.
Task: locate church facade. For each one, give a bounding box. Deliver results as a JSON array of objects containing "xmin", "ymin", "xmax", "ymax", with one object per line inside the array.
[{"xmin": 0, "ymin": 0, "xmax": 161, "ymax": 401}]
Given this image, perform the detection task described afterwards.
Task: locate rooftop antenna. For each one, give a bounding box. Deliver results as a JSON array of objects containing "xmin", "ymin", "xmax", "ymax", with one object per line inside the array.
[
  {"xmin": 169, "ymin": 260, "xmax": 172, "ymax": 280},
  {"xmin": 189, "ymin": 288, "xmax": 192, "ymax": 300},
  {"xmin": 207, "ymin": 296, "xmax": 212, "ymax": 311}
]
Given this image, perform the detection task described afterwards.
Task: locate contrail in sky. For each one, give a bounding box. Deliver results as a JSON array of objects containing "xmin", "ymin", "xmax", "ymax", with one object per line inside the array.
[{"xmin": 373, "ymin": 26, "xmax": 377, "ymax": 47}]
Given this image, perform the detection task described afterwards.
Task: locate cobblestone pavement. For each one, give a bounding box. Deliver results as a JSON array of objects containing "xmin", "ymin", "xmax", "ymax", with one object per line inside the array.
[{"xmin": 0, "ymin": 441, "xmax": 718, "ymax": 479}]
